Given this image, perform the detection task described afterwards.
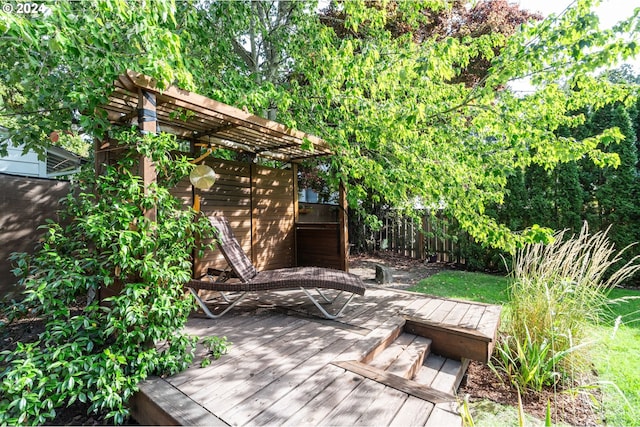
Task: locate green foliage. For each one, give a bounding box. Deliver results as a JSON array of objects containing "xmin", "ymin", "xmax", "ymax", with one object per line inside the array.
[
  {"xmin": 199, "ymin": 336, "xmax": 231, "ymax": 368},
  {"xmin": 0, "ymin": 0, "xmax": 192, "ymax": 157},
  {"xmin": 3, "ymin": 0, "xmax": 640, "ymax": 252},
  {"xmin": 545, "ymin": 400, "xmax": 552, "ymax": 427},
  {"xmin": 0, "ymin": 130, "xmax": 216, "ymax": 425},
  {"xmin": 503, "ymin": 223, "xmax": 640, "ymax": 388},
  {"xmin": 588, "ymin": 102, "xmax": 640, "ymax": 266},
  {"xmin": 284, "ymin": 0, "xmax": 639, "ymax": 251},
  {"xmin": 491, "ymin": 325, "xmax": 586, "ymax": 393},
  {"xmin": 591, "ymin": 287, "xmax": 640, "ymax": 426},
  {"xmin": 174, "ymin": 0, "xmax": 640, "ymax": 252},
  {"xmin": 460, "ymin": 394, "xmax": 475, "ymax": 427},
  {"xmin": 411, "ymin": 269, "xmax": 640, "ymax": 425}
]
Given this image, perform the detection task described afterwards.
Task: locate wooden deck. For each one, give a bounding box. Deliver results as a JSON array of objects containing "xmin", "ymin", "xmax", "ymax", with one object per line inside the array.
[{"xmin": 130, "ymin": 287, "xmax": 501, "ymax": 426}]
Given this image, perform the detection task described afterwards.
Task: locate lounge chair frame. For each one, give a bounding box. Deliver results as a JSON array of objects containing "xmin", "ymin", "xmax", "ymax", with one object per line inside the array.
[{"xmin": 187, "ymin": 216, "xmax": 366, "ymax": 320}]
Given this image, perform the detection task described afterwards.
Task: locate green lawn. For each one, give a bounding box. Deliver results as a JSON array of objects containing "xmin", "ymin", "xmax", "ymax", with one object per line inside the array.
[
  {"xmin": 409, "ymin": 271, "xmax": 640, "ymax": 426},
  {"xmin": 591, "ymin": 288, "xmax": 640, "ymax": 426},
  {"xmin": 408, "ymin": 270, "xmax": 510, "ymax": 305}
]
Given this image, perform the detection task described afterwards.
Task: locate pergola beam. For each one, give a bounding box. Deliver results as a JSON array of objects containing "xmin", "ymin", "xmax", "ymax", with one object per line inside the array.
[
  {"xmin": 100, "ymin": 71, "xmax": 333, "ymax": 162},
  {"xmin": 137, "ymin": 89, "xmax": 157, "ymax": 221}
]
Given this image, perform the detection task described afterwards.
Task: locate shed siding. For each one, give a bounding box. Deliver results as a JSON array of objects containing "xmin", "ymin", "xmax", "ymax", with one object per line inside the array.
[
  {"xmin": 181, "ymin": 158, "xmax": 295, "ymax": 278},
  {"xmin": 252, "ymin": 164, "xmax": 294, "ymax": 271}
]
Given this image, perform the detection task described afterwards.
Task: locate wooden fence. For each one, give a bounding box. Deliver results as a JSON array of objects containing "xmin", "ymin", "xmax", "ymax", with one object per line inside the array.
[
  {"xmin": 360, "ymin": 213, "xmax": 465, "ymax": 265},
  {"xmin": 0, "ymin": 173, "xmax": 70, "ymax": 299}
]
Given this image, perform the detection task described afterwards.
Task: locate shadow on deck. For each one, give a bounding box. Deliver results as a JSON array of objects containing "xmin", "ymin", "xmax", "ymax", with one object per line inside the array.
[{"xmin": 129, "ymin": 287, "xmax": 501, "ymax": 426}]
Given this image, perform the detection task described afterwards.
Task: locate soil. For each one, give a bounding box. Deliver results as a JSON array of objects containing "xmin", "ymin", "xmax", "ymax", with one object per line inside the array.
[
  {"xmin": 1, "ymin": 250, "xmax": 599, "ymax": 426},
  {"xmin": 460, "ymin": 361, "xmax": 602, "ymax": 426},
  {"xmin": 349, "ymin": 250, "xmax": 448, "ymax": 289}
]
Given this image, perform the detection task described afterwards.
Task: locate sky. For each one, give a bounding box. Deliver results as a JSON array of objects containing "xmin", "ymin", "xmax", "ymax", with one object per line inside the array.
[
  {"xmin": 516, "ymin": 0, "xmax": 638, "ymax": 29},
  {"xmin": 509, "ymin": 0, "xmax": 639, "ymax": 92},
  {"xmin": 516, "ymin": 0, "xmax": 639, "ymax": 69}
]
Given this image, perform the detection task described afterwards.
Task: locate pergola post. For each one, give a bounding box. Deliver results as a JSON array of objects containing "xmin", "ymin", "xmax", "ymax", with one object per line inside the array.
[
  {"xmin": 339, "ymin": 181, "xmax": 349, "ymax": 272},
  {"xmin": 292, "ymin": 163, "xmax": 299, "ymax": 266},
  {"xmin": 137, "ymin": 89, "xmax": 157, "ymax": 221}
]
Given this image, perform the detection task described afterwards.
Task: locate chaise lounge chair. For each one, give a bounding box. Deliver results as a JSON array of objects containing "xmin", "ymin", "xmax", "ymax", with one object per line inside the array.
[{"xmin": 187, "ymin": 215, "xmax": 366, "ymax": 319}]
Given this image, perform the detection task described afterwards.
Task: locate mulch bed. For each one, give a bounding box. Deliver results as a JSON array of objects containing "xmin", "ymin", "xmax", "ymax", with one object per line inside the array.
[{"xmin": 460, "ymin": 361, "xmax": 602, "ymax": 426}]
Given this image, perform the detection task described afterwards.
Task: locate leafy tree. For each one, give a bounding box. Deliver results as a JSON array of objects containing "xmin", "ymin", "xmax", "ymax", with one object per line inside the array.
[
  {"xmin": 0, "ymin": 131, "xmax": 215, "ymax": 425},
  {"xmin": 0, "ymin": 0, "xmax": 192, "ymax": 157},
  {"xmin": 319, "ymin": 0, "xmax": 542, "ymax": 87},
  {"xmin": 2, "ymin": 0, "xmax": 639, "ymax": 252},
  {"xmin": 588, "ymin": 102, "xmax": 640, "ymax": 256},
  {"xmin": 283, "ymin": 0, "xmax": 638, "ymax": 251},
  {"xmin": 524, "ymin": 165, "xmax": 555, "ymax": 228},
  {"xmin": 552, "ymin": 161, "xmax": 584, "ymax": 233}
]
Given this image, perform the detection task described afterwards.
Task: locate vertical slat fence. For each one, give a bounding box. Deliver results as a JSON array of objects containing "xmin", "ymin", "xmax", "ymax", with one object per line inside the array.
[{"xmin": 359, "ymin": 212, "xmax": 465, "ymax": 265}]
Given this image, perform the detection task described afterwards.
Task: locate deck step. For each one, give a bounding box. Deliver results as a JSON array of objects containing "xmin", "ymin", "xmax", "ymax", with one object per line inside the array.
[
  {"xmin": 367, "ymin": 332, "xmax": 432, "ymax": 379},
  {"xmin": 387, "ymin": 335, "xmax": 432, "ymax": 379},
  {"xmin": 414, "ymin": 354, "xmax": 470, "ymax": 395}
]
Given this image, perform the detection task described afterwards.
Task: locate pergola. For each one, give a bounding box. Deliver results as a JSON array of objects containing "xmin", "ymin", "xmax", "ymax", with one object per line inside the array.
[
  {"xmin": 99, "ymin": 71, "xmax": 349, "ymax": 282},
  {"xmin": 101, "ymin": 70, "xmax": 333, "ymax": 162}
]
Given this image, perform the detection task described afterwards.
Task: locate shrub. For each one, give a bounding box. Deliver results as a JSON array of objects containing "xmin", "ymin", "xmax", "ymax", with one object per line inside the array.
[
  {"xmin": 492, "ymin": 325, "xmax": 588, "ymax": 393},
  {"xmin": 497, "ymin": 222, "xmax": 640, "ymax": 390},
  {"xmin": 0, "ymin": 130, "xmax": 216, "ymax": 425}
]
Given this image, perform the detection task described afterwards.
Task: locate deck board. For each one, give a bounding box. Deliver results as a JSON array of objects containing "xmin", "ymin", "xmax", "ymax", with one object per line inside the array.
[
  {"xmin": 172, "ymin": 316, "xmax": 310, "ymax": 392},
  {"xmin": 133, "ymin": 287, "xmax": 501, "ymax": 426},
  {"xmin": 425, "ymin": 299, "xmax": 458, "ymax": 324},
  {"xmin": 389, "ymin": 395, "xmax": 434, "ymax": 426},
  {"xmin": 458, "ymin": 304, "xmax": 487, "ymax": 329},
  {"xmin": 169, "ymin": 315, "xmax": 308, "ymax": 388},
  {"xmin": 281, "ymin": 369, "xmax": 364, "ymax": 426},
  {"xmin": 248, "ymin": 364, "xmax": 348, "ymax": 426},
  {"xmin": 414, "ymin": 353, "xmax": 446, "ymax": 386},
  {"xmin": 477, "ymin": 305, "xmax": 502, "ymax": 338},
  {"xmin": 320, "ymin": 378, "xmax": 387, "ymax": 426},
  {"xmin": 222, "ymin": 333, "xmax": 360, "ymax": 425},
  {"xmin": 443, "ymin": 302, "xmax": 472, "ymax": 326},
  {"xmin": 353, "ymin": 386, "xmax": 407, "ymax": 425},
  {"xmin": 198, "ymin": 324, "xmax": 341, "ymax": 412},
  {"xmin": 368, "ymin": 333, "xmax": 416, "ymax": 371}
]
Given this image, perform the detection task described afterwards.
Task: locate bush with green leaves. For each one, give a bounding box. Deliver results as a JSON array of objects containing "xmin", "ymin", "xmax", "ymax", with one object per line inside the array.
[
  {"xmin": 0, "ymin": 130, "xmax": 216, "ymax": 425},
  {"xmin": 495, "ymin": 223, "xmax": 640, "ymax": 392},
  {"xmin": 492, "ymin": 325, "xmax": 588, "ymax": 393},
  {"xmin": 200, "ymin": 336, "xmax": 231, "ymax": 368}
]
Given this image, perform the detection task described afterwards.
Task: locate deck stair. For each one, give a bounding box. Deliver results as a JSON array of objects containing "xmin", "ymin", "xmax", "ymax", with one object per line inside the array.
[
  {"xmin": 415, "ymin": 354, "xmax": 470, "ymax": 395},
  {"xmin": 363, "ymin": 330, "xmax": 469, "ymax": 394},
  {"xmin": 367, "ymin": 332, "xmax": 432, "ymax": 379},
  {"xmin": 351, "ymin": 330, "xmax": 470, "ymax": 426}
]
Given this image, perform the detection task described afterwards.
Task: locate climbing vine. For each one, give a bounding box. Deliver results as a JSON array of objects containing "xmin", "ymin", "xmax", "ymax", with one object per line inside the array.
[{"xmin": 0, "ymin": 130, "xmax": 216, "ymax": 425}]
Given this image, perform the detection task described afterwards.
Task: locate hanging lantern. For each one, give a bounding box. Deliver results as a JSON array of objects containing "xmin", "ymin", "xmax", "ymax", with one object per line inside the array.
[{"xmin": 189, "ymin": 164, "xmax": 217, "ymax": 190}]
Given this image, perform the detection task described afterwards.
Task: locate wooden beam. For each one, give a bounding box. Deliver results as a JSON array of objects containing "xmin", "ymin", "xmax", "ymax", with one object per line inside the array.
[
  {"xmin": 124, "ymin": 70, "xmax": 332, "ymax": 154},
  {"xmin": 193, "ymin": 123, "xmax": 239, "ymax": 138},
  {"xmin": 293, "ymin": 163, "xmax": 299, "ymax": 266},
  {"xmin": 250, "ymin": 163, "xmax": 258, "ymax": 266},
  {"xmin": 339, "ymin": 181, "xmax": 349, "ymax": 272},
  {"xmin": 332, "ymin": 361, "xmax": 457, "ymax": 405},
  {"xmin": 103, "ymin": 91, "xmax": 327, "ymax": 161},
  {"xmin": 138, "ymin": 89, "xmax": 158, "ymax": 221}
]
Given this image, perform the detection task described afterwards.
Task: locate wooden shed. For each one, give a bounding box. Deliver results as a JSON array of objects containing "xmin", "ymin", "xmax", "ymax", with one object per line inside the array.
[{"xmin": 99, "ymin": 71, "xmax": 349, "ymax": 281}]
